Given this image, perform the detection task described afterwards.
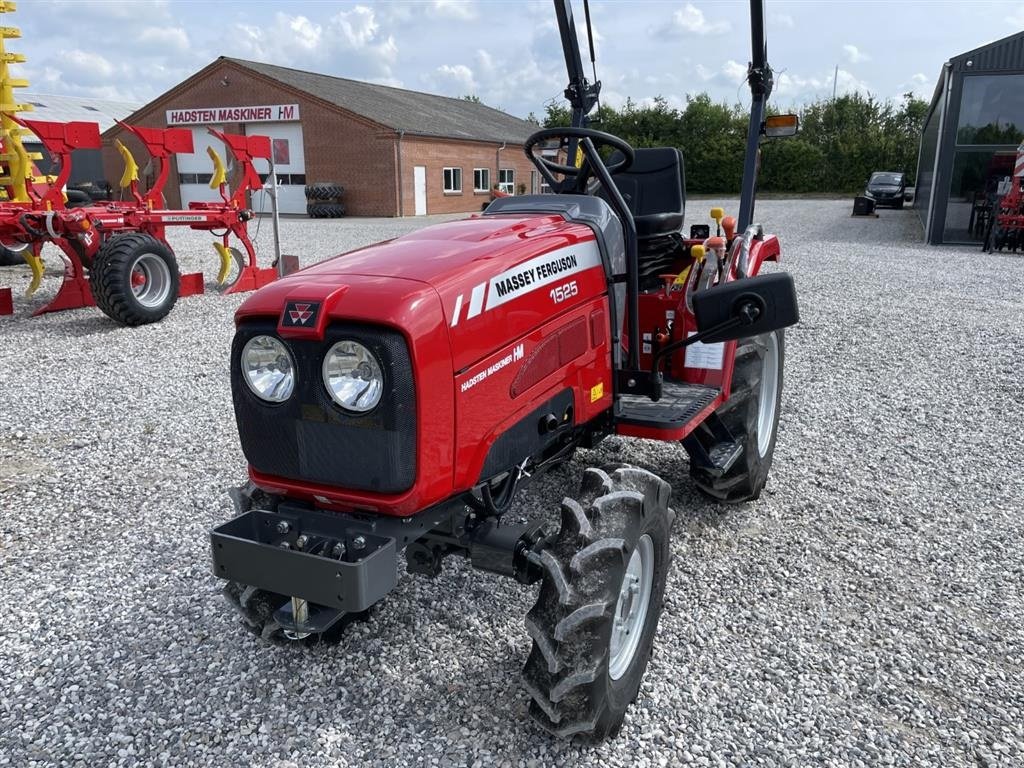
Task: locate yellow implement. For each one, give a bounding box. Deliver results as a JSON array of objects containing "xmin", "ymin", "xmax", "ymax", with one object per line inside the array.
[
  {"xmin": 212, "ymin": 241, "xmax": 244, "ymax": 286},
  {"xmin": 207, "ymin": 146, "xmax": 227, "ymax": 188},
  {"xmin": 23, "ymin": 249, "xmax": 43, "ymax": 296},
  {"xmin": 114, "ymin": 139, "xmax": 138, "ymax": 188}
]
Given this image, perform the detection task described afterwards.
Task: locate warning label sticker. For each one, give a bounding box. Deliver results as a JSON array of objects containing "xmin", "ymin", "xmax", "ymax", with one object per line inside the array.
[{"xmin": 684, "ymin": 332, "xmax": 725, "ymax": 370}]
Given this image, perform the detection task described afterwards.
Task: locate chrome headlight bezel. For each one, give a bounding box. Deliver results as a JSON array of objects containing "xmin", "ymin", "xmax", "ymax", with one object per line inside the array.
[
  {"xmin": 321, "ymin": 339, "xmax": 385, "ymax": 413},
  {"xmin": 240, "ymin": 334, "xmax": 295, "ymax": 403}
]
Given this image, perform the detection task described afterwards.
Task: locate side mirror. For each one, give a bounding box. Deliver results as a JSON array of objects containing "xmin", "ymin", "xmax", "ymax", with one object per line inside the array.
[
  {"xmin": 692, "ymin": 273, "xmax": 799, "ymax": 343},
  {"xmin": 764, "ymin": 114, "xmax": 799, "ymax": 138}
]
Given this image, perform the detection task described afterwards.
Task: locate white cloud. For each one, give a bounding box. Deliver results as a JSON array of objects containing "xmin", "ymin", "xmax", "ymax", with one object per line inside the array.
[
  {"xmin": 331, "ymin": 6, "xmax": 381, "ymax": 48},
  {"xmin": 62, "ymin": 50, "xmax": 116, "ymax": 80},
  {"xmin": 663, "ymin": 3, "xmax": 730, "ymax": 36},
  {"xmin": 842, "ymin": 44, "xmax": 870, "ymax": 64},
  {"xmin": 137, "ymin": 26, "xmax": 191, "ymax": 53},
  {"xmin": 284, "ymin": 16, "xmax": 322, "ymax": 52},
  {"xmin": 1007, "ymin": 4, "xmax": 1024, "ymax": 25},
  {"xmin": 48, "ymin": 0, "xmax": 170, "ymax": 20},
  {"xmin": 722, "ymin": 60, "xmax": 748, "ymax": 83},
  {"xmin": 432, "ymin": 63, "xmax": 478, "ymax": 94},
  {"xmin": 770, "ymin": 12, "xmax": 795, "ymax": 29},
  {"xmin": 775, "ymin": 68, "xmax": 872, "ymax": 100},
  {"xmin": 430, "ymin": 1, "xmax": 477, "ymax": 21}
]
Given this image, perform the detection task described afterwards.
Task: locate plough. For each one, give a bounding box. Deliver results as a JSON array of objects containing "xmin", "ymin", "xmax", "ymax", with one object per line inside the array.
[
  {"xmin": 0, "ymin": 116, "xmax": 282, "ymax": 324},
  {"xmin": 984, "ymin": 141, "xmax": 1024, "ymax": 254}
]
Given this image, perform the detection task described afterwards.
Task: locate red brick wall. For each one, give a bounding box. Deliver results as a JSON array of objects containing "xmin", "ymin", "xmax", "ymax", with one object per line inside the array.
[
  {"xmin": 399, "ymin": 136, "xmax": 537, "ymax": 216},
  {"xmin": 101, "ymin": 59, "xmax": 538, "ymax": 217},
  {"xmin": 101, "ymin": 60, "xmax": 398, "ymax": 216}
]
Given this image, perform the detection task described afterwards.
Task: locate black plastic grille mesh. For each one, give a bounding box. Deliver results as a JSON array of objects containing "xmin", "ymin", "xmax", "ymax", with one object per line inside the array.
[{"xmin": 231, "ymin": 320, "xmax": 417, "ymax": 494}]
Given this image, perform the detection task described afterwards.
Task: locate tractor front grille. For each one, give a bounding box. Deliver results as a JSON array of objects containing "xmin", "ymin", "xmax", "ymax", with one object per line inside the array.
[{"xmin": 231, "ymin": 320, "xmax": 417, "ymax": 494}]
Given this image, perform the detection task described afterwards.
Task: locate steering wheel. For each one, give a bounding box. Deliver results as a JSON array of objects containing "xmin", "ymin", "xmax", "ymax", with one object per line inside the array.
[{"xmin": 524, "ymin": 127, "xmax": 635, "ymax": 195}]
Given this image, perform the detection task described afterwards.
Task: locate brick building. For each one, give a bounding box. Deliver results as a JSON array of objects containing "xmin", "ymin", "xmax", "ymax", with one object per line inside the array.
[{"xmin": 101, "ymin": 57, "xmax": 539, "ymax": 217}]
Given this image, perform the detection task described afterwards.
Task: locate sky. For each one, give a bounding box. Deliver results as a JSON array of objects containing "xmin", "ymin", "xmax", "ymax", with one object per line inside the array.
[{"xmin": 13, "ymin": 0, "xmax": 1024, "ymax": 118}]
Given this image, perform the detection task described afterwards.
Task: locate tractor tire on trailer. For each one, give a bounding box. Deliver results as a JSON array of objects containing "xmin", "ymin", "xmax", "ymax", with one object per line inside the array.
[
  {"xmin": 688, "ymin": 330, "xmax": 784, "ymax": 503},
  {"xmin": 304, "ymin": 182, "xmax": 344, "ymax": 201},
  {"xmin": 523, "ymin": 466, "xmax": 672, "ymax": 740},
  {"xmin": 88, "ymin": 233, "xmax": 180, "ymax": 326},
  {"xmin": 307, "ymin": 202, "xmax": 346, "ymax": 218}
]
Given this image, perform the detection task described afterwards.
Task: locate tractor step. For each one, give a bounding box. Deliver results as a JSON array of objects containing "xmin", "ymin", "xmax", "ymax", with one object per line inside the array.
[
  {"xmin": 618, "ymin": 381, "xmax": 720, "ymax": 432},
  {"xmin": 704, "ymin": 439, "xmax": 743, "ymax": 475}
]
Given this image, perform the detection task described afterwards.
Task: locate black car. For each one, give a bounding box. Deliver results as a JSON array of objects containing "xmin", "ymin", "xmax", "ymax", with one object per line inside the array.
[{"xmin": 865, "ymin": 171, "xmax": 907, "ymax": 209}]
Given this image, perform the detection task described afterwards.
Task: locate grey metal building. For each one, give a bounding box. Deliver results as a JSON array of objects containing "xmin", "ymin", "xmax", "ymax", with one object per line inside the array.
[
  {"xmin": 21, "ymin": 92, "xmax": 141, "ymax": 185},
  {"xmin": 916, "ymin": 31, "xmax": 1024, "ymax": 244}
]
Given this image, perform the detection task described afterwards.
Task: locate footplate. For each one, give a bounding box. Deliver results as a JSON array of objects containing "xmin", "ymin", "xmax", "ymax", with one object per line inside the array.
[{"xmin": 211, "ymin": 507, "xmax": 397, "ymax": 612}]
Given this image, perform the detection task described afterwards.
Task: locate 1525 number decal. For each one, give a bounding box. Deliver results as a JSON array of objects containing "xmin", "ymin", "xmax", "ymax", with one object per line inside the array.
[{"xmin": 549, "ymin": 280, "xmax": 578, "ymax": 304}]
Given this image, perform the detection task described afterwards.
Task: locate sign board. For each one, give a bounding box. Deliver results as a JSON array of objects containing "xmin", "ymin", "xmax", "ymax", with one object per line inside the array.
[{"xmin": 165, "ymin": 104, "xmax": 300, "ymax": 126}]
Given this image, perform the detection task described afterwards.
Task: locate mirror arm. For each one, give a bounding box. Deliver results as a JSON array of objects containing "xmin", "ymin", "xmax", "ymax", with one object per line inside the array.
[
  {"xmin": 650, "ymin": 316, "xmax": 743, "ymax": 376},
  {"xmin": 650, "ymin": 294, "xmax": 766, "ymax": 389}
]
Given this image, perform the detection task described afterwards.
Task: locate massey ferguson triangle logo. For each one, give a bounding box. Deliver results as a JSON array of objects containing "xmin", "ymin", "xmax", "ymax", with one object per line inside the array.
[
  {"xmin": 282, "ymin": 300, "xmax": 320, "ymax": 327},
  {"xmin": 289, "ymin": 304, "xmax": 313, "ymax": 324}
]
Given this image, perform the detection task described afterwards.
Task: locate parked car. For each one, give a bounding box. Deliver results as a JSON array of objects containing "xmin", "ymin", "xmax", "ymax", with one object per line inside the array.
[{"xmin": 864, "ymin": 171, "xmax": 907, "ymax": 209}]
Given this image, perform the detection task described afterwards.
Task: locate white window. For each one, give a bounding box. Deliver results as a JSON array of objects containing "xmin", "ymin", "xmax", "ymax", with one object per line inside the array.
[
  {"xmin": 473, "ymin": 168, "xmax": 490, "ymax": 192},
  {"xmin": 498, "ymin": 168, "xmax": 515, "ymax": 194},
  {"xmin": 443, "ymin": 167, "xmax": 462, "ymax": 193}
]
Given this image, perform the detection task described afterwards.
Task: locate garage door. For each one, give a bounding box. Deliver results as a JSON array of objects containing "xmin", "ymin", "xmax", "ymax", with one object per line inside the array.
[{"xmin": 247, "ymin": 122, "xmax": 306, "ymax": 215}]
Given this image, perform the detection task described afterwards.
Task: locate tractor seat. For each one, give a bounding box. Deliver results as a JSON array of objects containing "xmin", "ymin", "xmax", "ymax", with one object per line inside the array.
[{"xmin": 598, "ymin": 147, "xmax": 686, "ymax": 239}]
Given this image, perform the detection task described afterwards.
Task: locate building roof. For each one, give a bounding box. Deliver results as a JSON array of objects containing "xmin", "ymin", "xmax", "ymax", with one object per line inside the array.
[
  {"xmin": 222, "ymin": 57, "xmax": 536, "ymax": 145},
  {"xmin": 18, "ymin": 92, "xmax": 143, "ymax": 142},
  {"xmin": 947, "ymin": 30, "xmax": 1024, "ymax": 74}
]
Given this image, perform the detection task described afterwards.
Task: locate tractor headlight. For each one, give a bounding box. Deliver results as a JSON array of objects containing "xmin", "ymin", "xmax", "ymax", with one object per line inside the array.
[
  {"xmin": 241, "ymin": 335, "xmax": 295, "ymax": 403},
  {"xmin": 322, "ymin": 340, "xmax": 384, "ymax": 413}
]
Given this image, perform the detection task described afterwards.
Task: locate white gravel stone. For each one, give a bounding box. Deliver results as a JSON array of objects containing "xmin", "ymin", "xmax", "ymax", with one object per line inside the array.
[{"xmin": 0, "ymin": 200, "xmax": 1022, "ymax": 767}]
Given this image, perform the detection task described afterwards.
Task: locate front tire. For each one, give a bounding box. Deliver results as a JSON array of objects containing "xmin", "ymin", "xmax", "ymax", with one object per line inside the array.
[
  {"xmin": 688, "ymin": 330, "xmax": 784, "ymax": 503},
  {"xmin": 523, "ymin": 466, "xmax": 672, "ymax": 740}
]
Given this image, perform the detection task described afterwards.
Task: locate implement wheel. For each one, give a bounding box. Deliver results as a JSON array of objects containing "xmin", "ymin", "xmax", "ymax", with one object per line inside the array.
[
  {"xmin": 688, "ymin": 330, "xmax": 784, "ymax": 503},
  {"xmin": 523, "ymin": 466, "xmax": 672, "ymax": 740},
  {"xmin": 89, "ymin": 233, "xmax": 180, "ymax": 326},
  {"xmin": 0, "ymin": 245, "xmax": 25, "ymax": 266}
]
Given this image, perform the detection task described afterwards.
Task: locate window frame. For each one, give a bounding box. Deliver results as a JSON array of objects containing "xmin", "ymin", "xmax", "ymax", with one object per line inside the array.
[
  {"xmin": 498, "ymin": 168, "xmax": 515, "ymax": 195},
  {"xmin": 473, "ymin": 168, "xmax": 490, "ymax": 193},
  {"xmin": 442, "ymin": 166, "xmax": 463, "ymax": 194}
]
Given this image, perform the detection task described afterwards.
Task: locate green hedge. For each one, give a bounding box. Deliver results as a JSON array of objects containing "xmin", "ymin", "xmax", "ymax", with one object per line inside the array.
[{"xmin": 543, "ymin": 91, "xmax": 929, "ymax": 194}]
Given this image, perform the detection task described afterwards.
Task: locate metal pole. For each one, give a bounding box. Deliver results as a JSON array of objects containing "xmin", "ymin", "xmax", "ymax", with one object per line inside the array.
[
  {"xmin": 737, "ymin": 0, "xmax": 771, "ymax": 233},
  {"xmin": 268, "ymin": 157, "xmax": 284, "ymax": 276}
]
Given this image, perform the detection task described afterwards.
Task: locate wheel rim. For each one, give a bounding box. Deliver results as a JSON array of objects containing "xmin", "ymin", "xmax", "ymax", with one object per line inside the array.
[
  {"xmin": 608, "ymin": 534, "xmax": 655, "ymax": 681},
  {"xmin": 129, "ymin": 253, "xmax": 171, "ymax": 308},
  {"xmin": 757, "ymin": 332, "xmax": 780, "ymax": 457}
]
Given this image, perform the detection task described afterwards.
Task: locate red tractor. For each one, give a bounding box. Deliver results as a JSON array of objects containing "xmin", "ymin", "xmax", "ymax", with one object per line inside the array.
[{"xmin": 211, "ymin": 0, "xmax": 799, "ymax": 739}]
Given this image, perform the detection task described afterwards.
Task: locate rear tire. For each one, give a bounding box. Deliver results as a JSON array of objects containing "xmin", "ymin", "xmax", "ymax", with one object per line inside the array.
[
  {"xmin": 523, "ymin": 466, "xmax": 672, "ymax": 740},
  {"xmin": 688, "ymin": 330, "xmax": 784, "ymax": 503},
  {"xmin": 89, "ymin": 233, "xmax": 180, "ymax": 326}
]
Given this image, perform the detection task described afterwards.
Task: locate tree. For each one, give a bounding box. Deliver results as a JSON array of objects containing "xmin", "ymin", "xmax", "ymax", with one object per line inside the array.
[{"xmin": 532, "ymin": 90, "xmax": 930, "ymax": 193}]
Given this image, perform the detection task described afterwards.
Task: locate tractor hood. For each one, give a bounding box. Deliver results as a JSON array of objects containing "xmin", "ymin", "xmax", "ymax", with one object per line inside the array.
[{"xmin": 236, "ymin": 212, "xmax": 608, "ymax": 371}]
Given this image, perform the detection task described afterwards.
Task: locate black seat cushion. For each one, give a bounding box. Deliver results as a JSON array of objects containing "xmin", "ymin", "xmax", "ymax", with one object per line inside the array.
[{"xmin": 598, "ymin": 147, "xmax": 686, "ymax": 238}]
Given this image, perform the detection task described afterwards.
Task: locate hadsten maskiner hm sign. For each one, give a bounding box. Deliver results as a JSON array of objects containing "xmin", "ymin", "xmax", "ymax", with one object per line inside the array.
[{"xmin": 165, "ymin": 104, "xmax": 300, "ymax": 126}]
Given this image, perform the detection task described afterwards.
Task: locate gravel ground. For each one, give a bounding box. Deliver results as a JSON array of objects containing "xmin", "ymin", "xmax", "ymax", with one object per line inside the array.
[{"xmin": 1, "ymin": 200, "xmax": 1022, "ymax": 767}]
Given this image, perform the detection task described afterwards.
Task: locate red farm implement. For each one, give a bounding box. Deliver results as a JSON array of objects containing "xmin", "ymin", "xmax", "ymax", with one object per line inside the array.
[
  {"xmin": 984, "ymin": 141, "xmax": 1024, "ymax": 254},
  {"xmin": 0, "ymin": 116, "xmax": 282, "ymax": 324}
]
